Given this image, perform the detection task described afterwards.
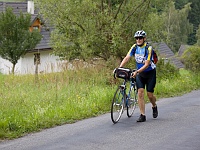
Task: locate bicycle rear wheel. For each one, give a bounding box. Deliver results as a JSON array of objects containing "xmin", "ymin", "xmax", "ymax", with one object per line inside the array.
[
  {"xmin": 127, "ymin": 82, "xmax": 137, "ymax": 117},
  {"xmin": 111, "ymin": 86, "xmax": 125, "ymax": 124}
]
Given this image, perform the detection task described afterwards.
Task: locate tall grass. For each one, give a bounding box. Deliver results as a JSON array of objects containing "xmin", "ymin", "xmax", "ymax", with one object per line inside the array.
[
  {"xmin": 155, "ymin": 69, "xmax": 200, "ymax": 98},
  {"xmin": 0, "ymin": 65, "xmax": 199, "ymax": 139},
  {"xmin": 0, "ymin": 65, "xmax": 115, "ymax": 139},
  {"xmin": 0, "ymin": 0, "xmax": 26, "ymax": 2}
]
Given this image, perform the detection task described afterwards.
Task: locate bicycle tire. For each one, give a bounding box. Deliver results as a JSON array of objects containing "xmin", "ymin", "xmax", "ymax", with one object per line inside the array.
[
  {"xmin": 127, "ymin": 82, "xmax": 137, "ymax": 117},
  {"xmin": 111, "ymin": 86, "xmax": 125, "ymax": 124}
]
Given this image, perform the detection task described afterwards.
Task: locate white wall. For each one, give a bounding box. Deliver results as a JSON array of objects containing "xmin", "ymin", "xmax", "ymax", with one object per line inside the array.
[
  {"xmin": 0, "ymin": 50, "xmax": 65, "ymax": 75},
  {"xmin": 0, "ymin": 58, "xmax": 14, "ymax": 74}
]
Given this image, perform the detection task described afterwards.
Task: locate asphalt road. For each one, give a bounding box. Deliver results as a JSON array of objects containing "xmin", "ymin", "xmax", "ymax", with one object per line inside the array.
[{"xmin": 0, "ymin": 90, "xmax": 200, "ymax": 150}]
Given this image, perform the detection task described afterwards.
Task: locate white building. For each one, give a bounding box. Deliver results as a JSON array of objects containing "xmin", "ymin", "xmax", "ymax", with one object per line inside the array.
[{"xmin": 0, "ymin": 1, "xmax": 64, "ymax": 74}]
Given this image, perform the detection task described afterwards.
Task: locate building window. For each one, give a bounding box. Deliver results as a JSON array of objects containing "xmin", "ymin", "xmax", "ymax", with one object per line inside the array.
[
  {"xmin": 34, "ymin": 53, "xmax": 40, "ymax": 65},
  {"xmin": 33, "ymin": 26, "xmax": 39, "ymax": 30}
]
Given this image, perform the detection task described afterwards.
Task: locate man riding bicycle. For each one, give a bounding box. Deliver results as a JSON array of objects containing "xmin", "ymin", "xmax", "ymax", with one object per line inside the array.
[{"xmin": 117, "ymin": 30, "xmax": 158, "ymax": 122}]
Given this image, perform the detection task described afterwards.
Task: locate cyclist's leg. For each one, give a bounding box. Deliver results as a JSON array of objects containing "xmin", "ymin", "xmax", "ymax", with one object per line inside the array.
[
  {"xmin": 147, "ymin": 92, "xmax": 156, "ymax": 107},
  {"xmin": 138, "ymin": 88, "xmax": 145, "ymax": 115},
  {"xmin": 136, "ymin": 75, "xmax": 146, "ymax": 115},
  {"xmin": 146, "ymin": 69, "xmax": 157, "ymax": 107},
  {"xmin": 146, "ymin": 69, "xmax": 158, "ymax": 118}
]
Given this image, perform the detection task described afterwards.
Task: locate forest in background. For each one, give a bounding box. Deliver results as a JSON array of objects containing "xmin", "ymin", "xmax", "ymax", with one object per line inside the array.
[
  {"xmin": 32, "ymin": 0, "xmax": 200, "ymax": 64},
  {"xmin": 0, "ymin": 0, "xmax": 200, "ymax": 63}
]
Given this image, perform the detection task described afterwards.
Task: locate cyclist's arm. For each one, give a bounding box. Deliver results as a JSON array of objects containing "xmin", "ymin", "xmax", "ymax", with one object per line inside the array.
[
  {"xmin": 119, "ymin": 55, "xmax": 131, "ymax": 68},
  {"xmin": 119, "ymin": 46, "xmax": 135, "ymax": 68},
  {"xmin": 132, "ymin": 60, "xmax": 150, "ymax": 77},
  {"xmin": 137, "ymin": 60, "xmax": 151, "ymax": 73}
]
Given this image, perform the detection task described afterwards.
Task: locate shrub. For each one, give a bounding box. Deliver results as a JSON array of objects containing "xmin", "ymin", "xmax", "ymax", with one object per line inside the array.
[
  {"xmin": 181, "ymin": 46, "xmax": 200, "ymax": 72},
  {"xmin": 156, "ymin": 58, "xmax": 180, "ymax": 81}
]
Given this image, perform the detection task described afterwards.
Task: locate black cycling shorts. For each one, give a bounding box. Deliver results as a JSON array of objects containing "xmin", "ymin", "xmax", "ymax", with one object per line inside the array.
[{"xmin": 136, "ymin": 69, "xmax": 156, "ymax": 93}]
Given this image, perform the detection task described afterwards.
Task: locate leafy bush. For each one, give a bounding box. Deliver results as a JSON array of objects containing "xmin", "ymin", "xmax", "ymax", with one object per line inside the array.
[
  {"xmin": 156, "ymin": 58, "xmax": 180, "ymax": 81},
  {"xmin": 181, "ymin": 46, "xmax": 200, "ymax": 72}
]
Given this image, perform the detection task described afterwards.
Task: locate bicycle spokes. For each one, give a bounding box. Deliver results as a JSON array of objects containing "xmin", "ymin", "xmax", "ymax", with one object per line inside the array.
[
  {"xmin": 111, "ymin": 86, "xmax": 125, "ymax": 124},
  {"xmin": 127, "ymin": 84, "xmax": 137, "ymax": 117}
]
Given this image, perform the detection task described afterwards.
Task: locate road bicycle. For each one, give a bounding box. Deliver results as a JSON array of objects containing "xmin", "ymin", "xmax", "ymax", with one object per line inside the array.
[{"xmin": 111, "ymin": 67, "xmax": 138, "ymax": 124}]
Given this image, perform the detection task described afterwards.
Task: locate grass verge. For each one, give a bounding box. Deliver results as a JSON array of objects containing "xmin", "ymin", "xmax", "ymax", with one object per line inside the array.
[{"xmin": 0, "ymin": 66, "xmax": 199, "ymax": 139}]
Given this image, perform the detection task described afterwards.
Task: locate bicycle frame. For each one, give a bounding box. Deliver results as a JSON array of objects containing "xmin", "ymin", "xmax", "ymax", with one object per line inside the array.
[
  {"xmin": 121, "ymin": 78, "xmax": 137, "ymax": 107},
  {"xmin": 111, "ymin": 69, "xmax": 138, "ymax": 124}
]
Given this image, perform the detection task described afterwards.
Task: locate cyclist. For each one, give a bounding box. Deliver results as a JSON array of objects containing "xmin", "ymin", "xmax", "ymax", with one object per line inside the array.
[{"xmin": 118, "ymin": 30, "xmax": 158, "ymax": 122}]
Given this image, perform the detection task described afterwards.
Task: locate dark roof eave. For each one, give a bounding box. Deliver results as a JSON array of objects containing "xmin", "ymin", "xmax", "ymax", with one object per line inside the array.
[
  {"xmin": 30, "ymin": 14, "xmax": 39, "ymax": 25},
  {"xmin": 27, "ymin": 48, "xmax": 52, "ymax": 53}
]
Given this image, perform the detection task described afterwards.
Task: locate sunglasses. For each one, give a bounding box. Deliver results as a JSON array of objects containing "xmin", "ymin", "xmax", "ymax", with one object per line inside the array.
[{"xmin": 135, "ymin": 37, "xmax": 143, "ymax": 40}]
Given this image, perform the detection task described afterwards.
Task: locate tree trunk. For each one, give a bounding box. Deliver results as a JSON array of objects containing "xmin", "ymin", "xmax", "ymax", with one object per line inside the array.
[
  {"xmin": 12, "ymin": 63, "xmax": 16, "ymax": 75},
  {"xmin": 35, "ymin": 57, "xmax": 39, "ymax": 83}
]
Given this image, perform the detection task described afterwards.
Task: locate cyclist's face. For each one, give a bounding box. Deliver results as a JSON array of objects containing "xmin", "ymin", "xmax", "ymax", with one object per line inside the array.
[{"xmin": 135, "ymin": 37, "xmax": 145, "ymax": 45}]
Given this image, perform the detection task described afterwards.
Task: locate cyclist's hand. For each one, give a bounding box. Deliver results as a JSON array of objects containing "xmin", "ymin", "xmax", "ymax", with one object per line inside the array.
[
  {"xmin": 132, "ymin": 71, "xmax": 137, "ymax": 78},
  {"xmin": 113, "ymin": 68, "xmax": 117, "ymax": 74}
]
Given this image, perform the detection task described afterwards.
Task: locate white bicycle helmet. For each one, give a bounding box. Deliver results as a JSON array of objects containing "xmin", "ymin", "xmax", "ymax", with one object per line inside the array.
[{"xmin": 134, "ymin": 30, "xmax": 146, "ymax": 38}]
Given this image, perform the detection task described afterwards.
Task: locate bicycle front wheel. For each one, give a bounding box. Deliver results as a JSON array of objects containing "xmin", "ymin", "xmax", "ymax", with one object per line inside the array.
[
  {"xmin": 127, "ymin": 83, "xmax": 137, "ymax": 117},
  {"xmin": 111, "ymin": 86, "xmax": 125, "ymax": 124}
]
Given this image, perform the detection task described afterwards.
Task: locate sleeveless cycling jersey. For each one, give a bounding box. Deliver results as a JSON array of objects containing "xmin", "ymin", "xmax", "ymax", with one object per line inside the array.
[{"xmin": 127, "ymin": 43, "xmax": 156, "ymax": 72}]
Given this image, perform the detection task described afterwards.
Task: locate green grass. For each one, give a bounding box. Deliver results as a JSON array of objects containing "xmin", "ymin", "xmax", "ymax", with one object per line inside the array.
[
  {"xmin": 155, "ymin": 69, "xmax": 200, "ymax": 98},
  {"xmin": 0, "ymin": 65, "xmax": 199, "ymax": 140},
  {"xmin": 0, "ymin": 66, "xmax": 115, "ymax": 139},
  {"xmin": 0, "ymin": 0, "xmax": 26, "ymax": 2}
]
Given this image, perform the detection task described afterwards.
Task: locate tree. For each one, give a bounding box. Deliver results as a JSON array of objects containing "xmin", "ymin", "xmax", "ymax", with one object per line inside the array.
[
  {"xmin": 35, "ymin": 0, "xmax": 161, "ymax": 63},
  {"xmin": 160, "ymin": 2, "xmax": 193, "ymax": 52},
  {"xmin": 196, "ymin": 24, "xmax": 200, "ymax": 46},
  {"xmin": 187, "ymin": 0, "xmax": 200, "ymax": 45},
  {"xmin": 174, "ymin": 0, "xmax": 189, "ymax": 9},
  {"xmin": 0, "ymin": 7, "xmax": 42, "ymax": 74},
  {"xmin": 150, "ymin": 0, "xmax": 172, "ymax": 13},
  {"xmin": 181, "ymin": 46, "xmax": 200, "ymax": 72}
]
